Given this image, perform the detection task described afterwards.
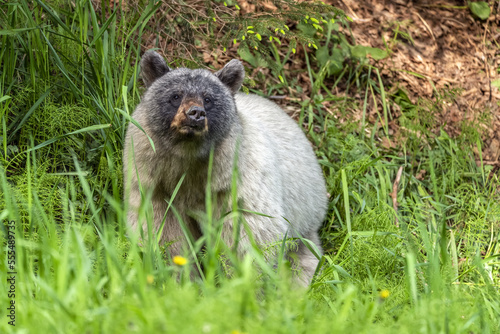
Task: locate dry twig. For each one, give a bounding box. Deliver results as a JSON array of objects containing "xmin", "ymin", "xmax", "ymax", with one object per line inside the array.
[{"xmin": 391, "ymin": 166, "xmax": 404, "ymax": 227}]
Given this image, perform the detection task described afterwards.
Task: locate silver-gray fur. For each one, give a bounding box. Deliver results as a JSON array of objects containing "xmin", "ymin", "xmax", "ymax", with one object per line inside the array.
[{"xmin": 123, "ymin": 51, "xmax": 328, "ymax": 285}]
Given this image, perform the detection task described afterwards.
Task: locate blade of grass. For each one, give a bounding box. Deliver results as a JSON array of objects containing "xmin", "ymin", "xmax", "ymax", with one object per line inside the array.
[{"xmin": 26, "ymin": 123, "xmax": 111, "ymax": 153}]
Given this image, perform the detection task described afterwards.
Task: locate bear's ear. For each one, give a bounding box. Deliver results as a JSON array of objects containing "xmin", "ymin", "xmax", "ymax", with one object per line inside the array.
[
  {"xmin": 215, "ymin": 59, "xmax": 245, "ymax": 94},
  {"xmin": 140, "ymin": 51, "xmax": 171, "ymax": 88}
]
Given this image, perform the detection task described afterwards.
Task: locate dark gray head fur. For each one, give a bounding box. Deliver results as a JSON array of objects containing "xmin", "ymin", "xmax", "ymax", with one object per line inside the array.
[{"xmin": 138, "ymin": 51, "xmax": 245, "ymax": 159}]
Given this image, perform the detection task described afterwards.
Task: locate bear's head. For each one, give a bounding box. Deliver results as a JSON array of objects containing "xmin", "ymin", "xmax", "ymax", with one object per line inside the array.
[{"xmin": 138, "ymin": 51, "xmax": 245, "ymax": 155}]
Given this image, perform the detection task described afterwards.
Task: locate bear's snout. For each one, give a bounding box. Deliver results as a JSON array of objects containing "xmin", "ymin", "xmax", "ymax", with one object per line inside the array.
[
  {"xmin": 183, "ymin": 104, "xmax": 206, "ymax": 132},
  {"xmin": 186, "ymin": 105, "xmax": 206, "ymax": 122},
  {"xmin": 170, "ymin": 98, "xmax": 208, "ymax": 135}
]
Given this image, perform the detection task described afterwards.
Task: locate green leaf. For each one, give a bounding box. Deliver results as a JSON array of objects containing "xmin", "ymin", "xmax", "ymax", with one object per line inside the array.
[
  {"xmin": 316, "ymin": 46, "xmax": 330, "ymax": 67},
  {"xmin": 237, "ymin": 47, "xmax": 267, "ymax": 68},
  {"xmin": 40, "ymin": 31, "xmax": 81, "ymax": 98},
  {"xmin": 34, "ymin": 0, "xmax": 78, "ymax": 40},
  {"xmin": 89, "ymin": 10, "xmax": 117, "ymax": 48},
  {"xmin": 0, "ymin": 95, "xmax": 11, "ymax": 104},
  {"xmin": 26, "ymin": 124, "xmax": 111, "ymax": 153},
  {"xmin": 0, "ymin": 26, "xmax": 48, "ymax": 35},
  {"xmin": 351, "ymin": 45, "xmax": 389, "ymax": 60},
  {"xmin": 312, "ymin": 24, "xmax": 323, "ymax": 31},
  {"xmin": 9, "ymin": 88, "xmax": 52, "ymax": 141},
  {"xmin": 328, "ymin": 48, "xmax": 344, "ymax": 75},
  {"xmin": 119, "ymin": 86, "xmax": 155, "ymax": 152},
  {"xmin": 492, "ymin": 78, "xmax": 500, "ymax": 89},
  {"xmin": 468, "ymin": 1, "xmax": 490, "ymax": 20}
]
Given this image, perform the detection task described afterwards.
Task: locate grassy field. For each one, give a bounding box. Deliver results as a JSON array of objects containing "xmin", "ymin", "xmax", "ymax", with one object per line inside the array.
[{"xmin": 1, "ymin": 1, "xmax": 499, "ymax": 333}]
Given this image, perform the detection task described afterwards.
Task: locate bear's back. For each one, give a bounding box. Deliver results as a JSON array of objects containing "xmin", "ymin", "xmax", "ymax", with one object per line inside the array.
[{"xmin": 234, "ymin": 93, "xmax": 327, "ymax": 235}]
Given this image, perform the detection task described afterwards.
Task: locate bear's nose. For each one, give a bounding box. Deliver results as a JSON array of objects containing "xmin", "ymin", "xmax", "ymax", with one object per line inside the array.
[{"xmin": 186, "ymin": 106, "xmax": 206, "ymax": 121}]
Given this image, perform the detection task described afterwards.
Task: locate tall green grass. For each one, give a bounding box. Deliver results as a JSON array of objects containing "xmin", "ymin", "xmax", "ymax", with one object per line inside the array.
[{"xmin": 1, "ymin": 1, "xmax": 499, "ymax": 333}]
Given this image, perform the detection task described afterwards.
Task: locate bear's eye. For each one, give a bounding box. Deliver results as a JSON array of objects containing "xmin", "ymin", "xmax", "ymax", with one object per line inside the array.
[
  {"xmin": 170, "ymin": 94, "xmax": 182, "ymax": 107},
  {"xmin": 204, "ymin": 97, "xmax": 212, "ymax": 104}
]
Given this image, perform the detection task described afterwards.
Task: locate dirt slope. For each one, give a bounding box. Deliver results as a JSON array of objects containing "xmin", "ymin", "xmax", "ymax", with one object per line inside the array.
[{"xmin": 332, "ymin": 0, "xmax": 500, "ymax": 161}]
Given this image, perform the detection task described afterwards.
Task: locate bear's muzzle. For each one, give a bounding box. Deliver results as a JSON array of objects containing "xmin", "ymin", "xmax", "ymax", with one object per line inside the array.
[{"xmin": 171, "ymin": 98, "xmax": 209, "ymax": 136}]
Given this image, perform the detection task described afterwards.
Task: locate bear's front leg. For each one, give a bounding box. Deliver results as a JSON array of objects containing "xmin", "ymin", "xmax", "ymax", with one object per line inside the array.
[{"xmin": 219, "ymin": 209, "xmax": 321, "ymax": 286}]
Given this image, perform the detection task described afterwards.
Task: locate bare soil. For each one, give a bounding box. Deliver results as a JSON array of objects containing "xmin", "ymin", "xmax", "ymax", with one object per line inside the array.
[{"xmin": 329, "ymin": 0, "xmax": 500, "ymax": 161}]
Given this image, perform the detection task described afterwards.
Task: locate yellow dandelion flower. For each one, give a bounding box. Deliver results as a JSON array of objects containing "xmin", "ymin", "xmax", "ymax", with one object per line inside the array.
[
  {"xmin": 379, "ymin": 289, "xmax": 390, "ymax": 299},
  {"xmin": 231, "ymin": 331, "xmax": 242, "ymax": 334},
  {"xmin": 173, "ymin": 255, "xmax": 188, "ymax": 266},
  {"xmin": 146, "ymin": 274, "xmax": 154, "ymax": 284}
]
